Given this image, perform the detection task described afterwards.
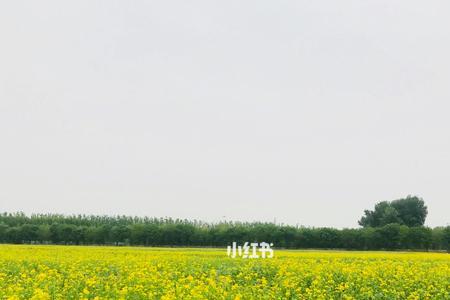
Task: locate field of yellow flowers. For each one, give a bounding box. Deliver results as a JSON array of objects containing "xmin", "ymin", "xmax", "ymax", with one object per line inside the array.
[{"xmin": 0, "ymin": 245, "xmax": 449, "ymax": 299}]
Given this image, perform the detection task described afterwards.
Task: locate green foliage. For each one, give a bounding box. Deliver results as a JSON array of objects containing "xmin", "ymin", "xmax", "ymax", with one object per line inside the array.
[
  {"xmin": 0, "ymin": 211, "xmax": 446, "ymax": 250},
  {"xmin": 443, "ymin": 226, "xmax": 450, "ymax": 252},
  {"xmin": 359, "ymin": 196, "xmax": 427, "ymax": 227}
]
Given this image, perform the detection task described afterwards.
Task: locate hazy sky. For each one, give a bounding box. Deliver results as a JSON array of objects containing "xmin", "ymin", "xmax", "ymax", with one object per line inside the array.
[{"xmin": 1, "ymin": 1, "xmax": 449, "ymax": 228}]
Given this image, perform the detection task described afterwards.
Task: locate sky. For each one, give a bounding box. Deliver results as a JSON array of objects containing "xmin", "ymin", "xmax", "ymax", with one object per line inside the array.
[{"xmin": 0, "ymin": 1, "xmax": 449, "ymax": 228}]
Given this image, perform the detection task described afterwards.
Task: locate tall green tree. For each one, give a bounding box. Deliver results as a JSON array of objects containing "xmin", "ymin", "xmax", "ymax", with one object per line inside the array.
[
  {"xmin": 359, "ymin": 196, "xmax": 427, "ymax": 227},
  {"xmin": 390, "ymin": 196, "xmax": 428, "ymax": 227},
  {"xmin": 443, "ymin": 226, "xmax": 450, "ymax": 252}
]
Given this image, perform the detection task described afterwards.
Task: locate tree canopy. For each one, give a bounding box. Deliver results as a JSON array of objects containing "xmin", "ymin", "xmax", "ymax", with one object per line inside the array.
[
  {"xmin": 359, "ymin": 196, "xmax": 428, "ymax": 228},
  {"xmin": 0, "ymin": 211, "xmax": 448, "ymax": 251}
]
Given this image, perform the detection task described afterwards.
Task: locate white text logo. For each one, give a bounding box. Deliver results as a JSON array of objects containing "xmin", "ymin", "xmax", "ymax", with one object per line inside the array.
[{"xmin": 226, "ymin": 242, "xmax": 274, "ymax": 258}]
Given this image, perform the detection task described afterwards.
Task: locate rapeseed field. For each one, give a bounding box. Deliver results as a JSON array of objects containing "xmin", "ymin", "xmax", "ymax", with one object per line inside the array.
[{"xmin": 0, "ymin": 245, "xmax": 448, "ymax": 299}]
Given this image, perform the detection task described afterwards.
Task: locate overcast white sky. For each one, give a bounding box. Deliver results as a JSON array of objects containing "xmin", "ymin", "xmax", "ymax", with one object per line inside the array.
[{"xmin": 1, "ymin": 1, "xmax": 449, "ymax": 228}]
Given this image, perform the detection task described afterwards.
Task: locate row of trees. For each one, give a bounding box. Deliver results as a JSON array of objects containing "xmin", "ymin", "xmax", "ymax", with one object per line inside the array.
[{"xmin": 1, "ymin": 212, "xmax": 449, "ymax": 251}]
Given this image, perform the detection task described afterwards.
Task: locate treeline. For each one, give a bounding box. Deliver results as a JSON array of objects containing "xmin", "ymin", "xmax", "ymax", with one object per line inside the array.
[{"xmin": 0, "ymin": 212, "xmax": 449, "ymax": 251}]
